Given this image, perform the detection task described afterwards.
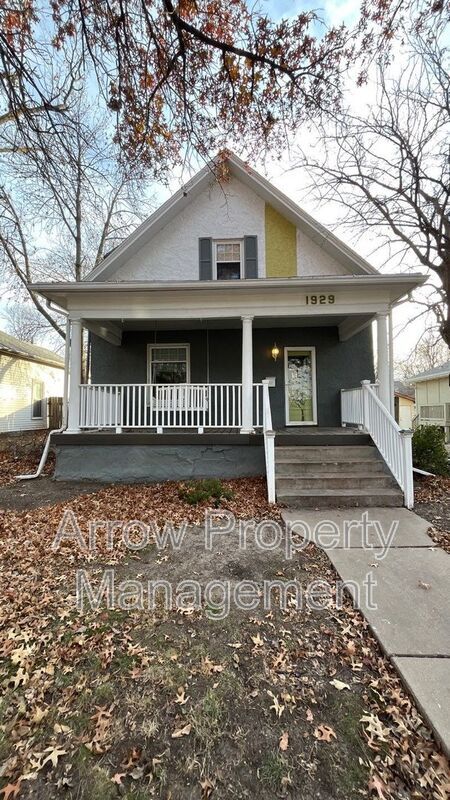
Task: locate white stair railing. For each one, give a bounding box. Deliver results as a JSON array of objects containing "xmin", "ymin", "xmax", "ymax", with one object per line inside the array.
[
  {"xmin": 341, "ymin": 380, "xmax": 414, "ymax": 508},
  {"xmin": 262, "ymin": 379, "xmax": 276, "ymax": 503}
]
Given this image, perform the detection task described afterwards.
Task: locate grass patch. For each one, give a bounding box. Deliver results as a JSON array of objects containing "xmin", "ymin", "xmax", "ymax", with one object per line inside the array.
[
  {"xmin": 0, "ymin": 731, "xmax": 10, "ymax": 762},
  {"xmin": 179, "ymin": 478, "xmax": 234, "ymax": 506},
  {"xmin": 75, "ymin": 763, "xmax": 117, "ymax": 800},
  {"xmin": 92, "ymin": 682, "xmax": 115, "ymax": 705},
  {"xmin": 318, "ymin": 690, "xmax": 369, "ymax": 795},
  {"xmin": 67, "ymin": 711, "xmax": 92, "ymax": 735},
  {"xmin": 190, "ymin": 688, "xmax": 224, "ymax": 748},
  {"xmin": 259, "ymin": 752, "xmax": 288, "ymax": 788}
]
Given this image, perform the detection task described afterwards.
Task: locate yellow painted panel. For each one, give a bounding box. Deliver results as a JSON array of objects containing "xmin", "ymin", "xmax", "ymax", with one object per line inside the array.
[{"xmin": 265, "ymin": 204, "xmax": 297, "ymax": 277}]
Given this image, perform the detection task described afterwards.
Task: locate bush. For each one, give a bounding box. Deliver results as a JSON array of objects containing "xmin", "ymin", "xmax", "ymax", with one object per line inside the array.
[
  {"xmin": 179, "ymin": 478, "xmax": 234, "ymax": 506},
  {"xmin": 412, "ymin": 425, "xmax": 449, "ymax": 475}
]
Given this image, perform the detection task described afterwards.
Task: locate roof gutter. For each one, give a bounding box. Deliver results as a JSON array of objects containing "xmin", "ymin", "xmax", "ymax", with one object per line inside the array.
[
  {"xmin": 0, "ymin": 348, "xmax": 64, "ymax": 370},
  {"xmin": 30, "ymin": 273, "xmax": 428, "ymax": 295}
]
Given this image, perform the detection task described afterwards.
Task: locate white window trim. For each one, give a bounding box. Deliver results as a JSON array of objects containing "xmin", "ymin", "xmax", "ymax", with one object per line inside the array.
[
  {"xmin": 147, "ymin": 343, "xmax": 191, "ymax": 384},
  {"xmin": 213, "ymin": 239, "xmax": 243, "ymax": 280},
  {"xmin": 31, "ymin": 379, "xmax": 44, "ymax": 419}
]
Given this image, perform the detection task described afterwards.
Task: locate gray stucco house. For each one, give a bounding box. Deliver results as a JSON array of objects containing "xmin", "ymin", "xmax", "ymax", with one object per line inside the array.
[{"xmin": 32, "ymin": 152, "xmax": 425, "ymax": 507}]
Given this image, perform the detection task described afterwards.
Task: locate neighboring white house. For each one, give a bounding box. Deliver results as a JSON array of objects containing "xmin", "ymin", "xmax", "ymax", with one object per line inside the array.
[
  {"xmin": 0, "ymin": 330, "xmax": 64, "ymax": 433},
  {"xmin": 411, "ymin": 359, "xmax": 450, "ymax": 441}
]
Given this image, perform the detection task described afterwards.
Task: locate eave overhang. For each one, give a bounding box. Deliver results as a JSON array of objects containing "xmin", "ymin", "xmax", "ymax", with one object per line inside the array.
[{"xmin": 31, "ymin": 273, "xmax": 427, "ymax": 312}]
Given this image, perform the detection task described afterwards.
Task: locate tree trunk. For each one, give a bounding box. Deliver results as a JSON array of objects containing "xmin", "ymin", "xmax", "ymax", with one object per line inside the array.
[{"xmin": 440, "ymin": 261, "xmax": 450, "ymax": 349}]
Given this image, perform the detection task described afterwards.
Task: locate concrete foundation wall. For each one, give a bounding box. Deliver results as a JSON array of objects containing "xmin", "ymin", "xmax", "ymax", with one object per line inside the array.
[{"xmin": 54, "ymin": 444, "xmax": 265, "ymax": 482}]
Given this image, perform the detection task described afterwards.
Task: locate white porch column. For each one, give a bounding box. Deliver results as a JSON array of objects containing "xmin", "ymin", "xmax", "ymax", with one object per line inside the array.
[
  {"xmin": 377, "ymin": 312, "xmax": 390, "ymax": 410},
  {"xmin": 67, "ymin": 318, "xmax": 82, "ymax": 433},
  {"xmin": 241, "ymin": 315, "xmax": 254, "ymax": 433},
  {"xmin": 388, "ymin": 308, "xmax": 395, "ymax": 417}
]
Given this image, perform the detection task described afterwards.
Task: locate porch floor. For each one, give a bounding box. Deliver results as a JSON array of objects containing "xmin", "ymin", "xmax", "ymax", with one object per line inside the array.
[{"xmin": 54, "ymin": 426, "xmax": 371, "ymax": 447}]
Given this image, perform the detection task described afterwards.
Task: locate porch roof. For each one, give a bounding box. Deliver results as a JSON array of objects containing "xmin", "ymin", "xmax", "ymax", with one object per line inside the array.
[
  {"xmin": 32, "ymin": 272, "xmax": 425, "ymax": 309},
  {"xmin": 32, "ymin": 273, "xmax": 426, "ymax": 346}
]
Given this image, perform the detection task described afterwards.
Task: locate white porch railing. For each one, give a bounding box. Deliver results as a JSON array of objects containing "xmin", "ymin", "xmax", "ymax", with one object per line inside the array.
[
  {"xmin": 341, "ymin": 380, "xmax": 414, "ymax": 508},
  {"xmin": 79, "ymin": 383, "xmax": 264, "ymax": 430},
  {"xmin": 262, "ymin": 379, "xmax": 276, "ymax": 503},
  {"xmin": 340, "ymin": 382, "xmax": 380, "ymax": 427}
]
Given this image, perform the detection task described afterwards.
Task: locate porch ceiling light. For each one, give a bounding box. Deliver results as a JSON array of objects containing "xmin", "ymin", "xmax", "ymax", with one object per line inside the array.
[{"xmin": 271, "ymin": 343, "xmax": 280, "ymax": 361}]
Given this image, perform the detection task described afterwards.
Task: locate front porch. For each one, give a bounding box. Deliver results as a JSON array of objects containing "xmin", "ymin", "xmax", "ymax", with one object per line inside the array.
[
  {"xmin": 66, "ymin": 315, "xmax": 385, "ymax": 435},
  {"xmin": 31, "ymin": 275, "xmax": 419, "ymax": 506}
]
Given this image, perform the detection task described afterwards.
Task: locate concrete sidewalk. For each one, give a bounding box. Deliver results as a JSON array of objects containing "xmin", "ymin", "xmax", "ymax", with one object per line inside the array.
[{"xmin": 282, "ymin": 507, "xmax": 450, "ymax": 756}]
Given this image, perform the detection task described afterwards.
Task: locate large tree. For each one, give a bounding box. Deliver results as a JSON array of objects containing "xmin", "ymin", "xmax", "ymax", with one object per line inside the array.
[
  {"xmin": 0, "ymin": 96, "xmax": 150, "ymax": 339},
  {"xmin": 395, "ymin": 331, "xmax": 449, "ymax": 381},
  {"xmin": 0, "ymin": 0, "xmax": 445, "ymax": 174},
  {"xmin": 297, "ymin": 20, "xmax": 450, "ymax": 345}
]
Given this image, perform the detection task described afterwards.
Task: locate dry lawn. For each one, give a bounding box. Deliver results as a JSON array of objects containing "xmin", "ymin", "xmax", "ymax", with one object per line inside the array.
[{"xmin": 0, "ymin": 441, "xmax": 448, "ymax": 798}]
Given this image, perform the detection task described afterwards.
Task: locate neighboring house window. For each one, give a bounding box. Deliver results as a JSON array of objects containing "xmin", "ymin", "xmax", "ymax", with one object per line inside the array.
[
  {"xmin": 148, "ymin": 345, "xmax": 190, "ymax": 384},
  {"xmin": 420, "ymin": 404, "xmax": 444, "ymax": 419},
  {"xmin": 32, "ymin": 380, "xmax": 44, "ymax": 418},
  {"xmin": 214, "ymin": 241, "xmax": 242, "ymax": 280}
]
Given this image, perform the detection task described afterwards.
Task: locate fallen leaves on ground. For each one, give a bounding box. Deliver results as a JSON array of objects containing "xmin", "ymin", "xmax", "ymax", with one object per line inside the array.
[
  {"xmin": 415, "ymin": 476, "xmax": 450, "ymax": 553},
  {"xmin": 314, "ymin": 724, "xmax": 336, "ymax": 742},
  {"xmin": 279, "ymin": 731, "xmax": 289, "ymax": 751},
  {"xmin": 0, "ymin": 469, "xmax": 448, "ymax": 798},
  {"xmin": 0, "ymin": 431, "xmax": 54, "ymax": 486}
]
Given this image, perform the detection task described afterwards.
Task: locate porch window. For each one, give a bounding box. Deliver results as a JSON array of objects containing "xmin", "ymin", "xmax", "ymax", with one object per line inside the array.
[
  {"xmin": 31, "ymin": 380, "xmax": 44, "ymax": 419},
  {"xmin": 214, "ymin": 241, "xmax": 241, "ymax": 280},
  {"xmin": 148, "ymin": 344, "xmax": 190, "ymax": 384}
]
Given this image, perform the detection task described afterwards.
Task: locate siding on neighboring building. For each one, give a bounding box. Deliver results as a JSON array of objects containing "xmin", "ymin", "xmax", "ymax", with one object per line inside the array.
[
  {"xmin": 0, "ymin": 354, "xmax": 64, "ymax": 433},
  {"xmin": 415, "ymin": 376, "xmax": 450, "ymax": 439},
  {"xmin": 395, "ymin": 395, "xmax": 415, "ymax": 429}
]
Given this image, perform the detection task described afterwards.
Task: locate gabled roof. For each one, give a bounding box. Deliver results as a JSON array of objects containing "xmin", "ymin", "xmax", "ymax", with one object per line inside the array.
[
  {"xmin": 0, "ymin": 329, "xmax": 64, "ymax": 369},
  {"xmin": 411, "ymin": 359, "xmax": 450, "ymax": 383},
  {"xmin": 86, "ymin": 151, "xmax": 380, "ymax": 282}
]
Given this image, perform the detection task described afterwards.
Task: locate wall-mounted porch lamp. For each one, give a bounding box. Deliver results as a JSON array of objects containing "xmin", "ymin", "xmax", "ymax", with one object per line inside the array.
[{"xmin": 271, "ymin": 343, "xmax": 280, "ymax": 361}]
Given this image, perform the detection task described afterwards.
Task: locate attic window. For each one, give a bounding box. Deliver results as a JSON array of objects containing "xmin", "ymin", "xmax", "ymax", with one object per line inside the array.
[{"xmin": 214, "ymin": 241, "xmax": 241, "ymax": 280}]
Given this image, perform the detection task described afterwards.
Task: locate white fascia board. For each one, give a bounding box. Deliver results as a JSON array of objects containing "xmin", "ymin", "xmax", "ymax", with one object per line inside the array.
[
  {"xmin": 31, "ymin": 274, "xmax": 427, "ymax": 320},
  {"xmin": 31, "ymin": 272, "xmax": 427, "ymax": 301},
  {"xmin": 85, "ymin": 151, "xmax": 383, "ymax": 282}
]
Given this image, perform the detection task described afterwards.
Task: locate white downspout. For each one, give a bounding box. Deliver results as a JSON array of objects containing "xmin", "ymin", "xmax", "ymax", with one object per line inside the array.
[{"xmin": 17, "ymin": 317, "xmax": 70, "ymax": 480}]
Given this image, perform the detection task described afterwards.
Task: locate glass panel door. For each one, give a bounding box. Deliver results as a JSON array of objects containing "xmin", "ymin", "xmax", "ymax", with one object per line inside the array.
[{"xmin": 284, "ymin": 347, "xmax": 317, "ymax": 425}]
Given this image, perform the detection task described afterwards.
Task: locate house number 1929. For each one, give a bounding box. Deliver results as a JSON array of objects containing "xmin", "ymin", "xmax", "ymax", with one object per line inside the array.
[{"xmin": 305, "ymin": 294, "xmax": 335, "ymax": 305}]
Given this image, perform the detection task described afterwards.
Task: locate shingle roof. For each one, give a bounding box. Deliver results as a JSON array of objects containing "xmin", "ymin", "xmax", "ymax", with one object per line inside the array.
[
  {"xmin": 411, "ymin": 359, "xmax": 450, "ymax": 382},
  {"xmin": 394, "ymin": 380, "xmax": 415, "ymax": 400},
  {"xmin": 0, "ymin": 329, "xmax": 64, "ymax": 369}
]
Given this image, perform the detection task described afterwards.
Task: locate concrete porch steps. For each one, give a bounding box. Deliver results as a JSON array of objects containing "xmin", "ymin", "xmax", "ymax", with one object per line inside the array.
[
  {"xmin": 276, "ymin": 460, "xmax": 387, "ymax": 475},
  {"xmin": 275, "ymin": 431, "xmax": 372, "ymax": 447},
  {"xmin": 275, "ymin": 444, "xmax": 404, "ymax": 508},
  {"xmin": 276, "ymin": 473, "xmax": 397, "ymax": 491}
]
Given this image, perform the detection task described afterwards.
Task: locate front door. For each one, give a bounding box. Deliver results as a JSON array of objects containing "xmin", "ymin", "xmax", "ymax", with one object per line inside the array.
[{"xmin": 284, "ymin": 347, "xmax": 317, "ymax": 425}]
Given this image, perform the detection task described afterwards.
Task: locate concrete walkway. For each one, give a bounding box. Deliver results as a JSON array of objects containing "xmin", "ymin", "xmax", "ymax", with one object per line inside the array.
[{"xmin": 282, "ymin": 507, "xmax": 450, "ymax": 756}]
